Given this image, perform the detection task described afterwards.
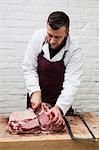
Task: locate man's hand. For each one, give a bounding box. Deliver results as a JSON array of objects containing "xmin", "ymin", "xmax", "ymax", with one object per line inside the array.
[
  {"xmin": 30, "ymin": 91, "xmax": 41, "ymax": 110},
  {"xmin": 48, "ymin": 105, "xmax": 64, "ymax": 126}
]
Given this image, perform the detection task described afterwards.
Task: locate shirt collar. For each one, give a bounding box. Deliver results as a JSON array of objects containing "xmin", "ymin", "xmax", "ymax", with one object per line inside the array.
[
  {"xmin": 42, "ymin": 35, "xmax": 70, "ymax": 61},
  {"xmin": 42, "ymin": 35, "xmax": 70, "ymax": 52}
]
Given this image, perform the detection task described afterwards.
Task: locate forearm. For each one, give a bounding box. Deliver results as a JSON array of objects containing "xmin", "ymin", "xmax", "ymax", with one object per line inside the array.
[
  {"xmin": 57, "ymin": 46, "xmax": 82, "ymax": 115},
  {"xmin": 56, "ymin": 84, "xmax": 78, "ymax": 115}
]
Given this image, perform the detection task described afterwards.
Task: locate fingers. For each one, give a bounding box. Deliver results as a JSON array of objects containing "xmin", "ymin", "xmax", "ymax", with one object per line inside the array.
[
  {"xmin": 51, "ymin": 111, "xmax": 58, "ymax": 123},
  {"xmin": 31, "ymin": 102, "xmax": 40, "ymax": 110},
  {"xmin": 30, "ymin": 91, "xmax": 41, "ymax": 110},
  {"xmin": 52, "ymin": 113, "xmax": 63, "ymax": 126},
  {"xmin": 53, "ymin": 117, "xmax": 64, "ymax": 126},
  {"xmin": 49, "ymin": 107, "xmax": 63, "ymax": 126}
]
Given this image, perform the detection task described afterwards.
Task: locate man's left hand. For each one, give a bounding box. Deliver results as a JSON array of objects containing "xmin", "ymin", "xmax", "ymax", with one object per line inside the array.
[{"xmin": 48, "ymin": 105, "xmax": 64, "ymax": 126}]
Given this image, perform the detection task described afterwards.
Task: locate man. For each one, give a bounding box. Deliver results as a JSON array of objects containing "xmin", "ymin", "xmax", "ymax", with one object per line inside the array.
[{"xmin": 22, "ymin": 11, "xmax": 82, "ymax": 126}]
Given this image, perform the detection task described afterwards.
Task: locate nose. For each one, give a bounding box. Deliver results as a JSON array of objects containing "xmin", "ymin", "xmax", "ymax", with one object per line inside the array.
[{"xmin": 50, "ymin": 37, "xmax": 56, "ymax": 45}]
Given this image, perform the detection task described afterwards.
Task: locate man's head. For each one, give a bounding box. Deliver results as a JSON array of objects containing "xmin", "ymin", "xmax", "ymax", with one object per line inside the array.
[{"xmin": 47, "ymin": 11, "xmax": 70, "ymax": 49}]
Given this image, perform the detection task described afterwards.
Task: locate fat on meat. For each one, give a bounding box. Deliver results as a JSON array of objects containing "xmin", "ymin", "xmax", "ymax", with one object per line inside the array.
[
  {"xmin": 8, "ymin": 103, "xmax": 65, "ymax": 134},
  {"xmin": 8, "ymin": 108, "xmax": 40, "ymax": 134}
]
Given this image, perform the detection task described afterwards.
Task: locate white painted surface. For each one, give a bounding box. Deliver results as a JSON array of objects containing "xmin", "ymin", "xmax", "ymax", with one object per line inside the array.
[{"xmin": 0, "ymin": 0, "xmax": 99, "ymax": 115}]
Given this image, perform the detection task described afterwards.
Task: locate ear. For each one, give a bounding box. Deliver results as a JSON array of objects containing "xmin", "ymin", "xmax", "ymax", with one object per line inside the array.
[
  {"xmin": 66, "ymin": 28, "xmax": 69, "ymax": 34},
  {"xmin": 65, "ymin": 28, "xmax": 69, "ymax": 36}
]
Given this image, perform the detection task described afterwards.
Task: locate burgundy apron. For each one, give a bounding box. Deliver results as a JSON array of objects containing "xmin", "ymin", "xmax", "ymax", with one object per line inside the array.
[
  {"xmin": 27, "ymin": 50, "xmax": 66, "ymax": 108},
  {"xmin": 27, "ymin": 49, "xmax": 74, "ymax": 114},
  {"xmin": 37, "ymin": 50, "xmax": 66, "ymax": 106}
]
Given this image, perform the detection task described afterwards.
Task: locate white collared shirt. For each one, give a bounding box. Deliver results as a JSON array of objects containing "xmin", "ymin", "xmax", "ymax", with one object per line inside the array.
[{"xmin": 22, "ymin": 29, "xmax": 82, "ymax": 115}]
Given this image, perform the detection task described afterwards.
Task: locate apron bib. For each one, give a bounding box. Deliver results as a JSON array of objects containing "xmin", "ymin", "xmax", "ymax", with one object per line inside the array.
[
  {"xmin": 27, "ymin": 48, "xmax": 73, "ymax": 114},
  {"xmin": 37, "ymin": 51, "xmax": 66, "ymax": 106}
]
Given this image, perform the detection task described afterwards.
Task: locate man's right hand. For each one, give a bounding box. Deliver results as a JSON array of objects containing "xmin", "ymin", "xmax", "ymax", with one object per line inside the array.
[{"xmin": 30, "ymin": 91, "xmax": 41, "ymax": 110}]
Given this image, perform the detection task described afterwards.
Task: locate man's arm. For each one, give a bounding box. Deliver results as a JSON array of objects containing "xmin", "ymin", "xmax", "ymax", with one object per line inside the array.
[
  {"xmin": 22, "ymin": 30, "xmax": 44, "ymax": 108},
  {"xmin": 56, "ymin": 43, "xmax": 82, "ymax": 115},
  {"xmin": 48, "ymin": 44, "xmax": 82, "ymax": 125}
]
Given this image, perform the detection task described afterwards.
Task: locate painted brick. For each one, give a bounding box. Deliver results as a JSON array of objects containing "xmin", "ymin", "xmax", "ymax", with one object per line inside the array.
[{"xmin": 0, "ymin": 0, "xmax": 99, "ymax": 116}]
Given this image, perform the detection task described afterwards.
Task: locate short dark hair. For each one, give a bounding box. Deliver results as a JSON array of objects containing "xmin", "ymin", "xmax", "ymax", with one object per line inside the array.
[{"xmin": 47, "ymin": 11, "xmax": 70, "ymax": 30}]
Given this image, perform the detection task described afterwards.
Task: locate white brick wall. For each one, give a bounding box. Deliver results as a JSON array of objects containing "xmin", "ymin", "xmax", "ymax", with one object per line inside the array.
[{"xmin": 0, "ymin": 0, "xmax": 99, "ymax": 116}]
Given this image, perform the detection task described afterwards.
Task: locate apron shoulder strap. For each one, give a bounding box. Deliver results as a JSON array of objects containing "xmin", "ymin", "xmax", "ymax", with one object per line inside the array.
[
  {"xmin": 62, "ymin": 51, "xmax": 67, "ymax": 59},
  {"xmin": 42, "ymin": 36, "xmax": 47, "ymax": 46}
]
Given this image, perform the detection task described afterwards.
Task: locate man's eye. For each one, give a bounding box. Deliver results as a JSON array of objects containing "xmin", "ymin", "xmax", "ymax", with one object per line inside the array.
[
  {"xmin": 55, "ymin": 36, "xmax": 61, "ymax": 39},
  {"xmin": 55, "ymin": 36, "xmax": 59, "ymax": 39},
  {"xmin": 48, "ymin": 34, "xmax": 53, "ymax": 38}
]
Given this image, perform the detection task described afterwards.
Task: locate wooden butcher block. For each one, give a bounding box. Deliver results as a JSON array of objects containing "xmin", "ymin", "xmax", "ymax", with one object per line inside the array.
[{"xmin": 0, "ymin": 112, "xmax": 99, "ymax": 150}]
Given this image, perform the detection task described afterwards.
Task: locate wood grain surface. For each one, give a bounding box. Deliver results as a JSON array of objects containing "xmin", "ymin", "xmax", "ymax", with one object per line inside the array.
[{"xmin": 0, "ymin": 112, "xmax": 99, "ymax": 150}]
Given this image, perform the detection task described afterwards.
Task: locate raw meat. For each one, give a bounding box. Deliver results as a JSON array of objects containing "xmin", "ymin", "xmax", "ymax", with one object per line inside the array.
[
  {"xmin": 35, "ymin": 103, "xmax": 52, "ymax": 131},
  {"xmin": 8, "ymin": 108, "xmax": 40, "ymax": 134},
  {"xmin": 35, "ymin": 103, "xmax": 65, "ymax": 132},
  {"xmin": 8, "ymin": 103, "xmax": 65, "ymax": 134}
]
